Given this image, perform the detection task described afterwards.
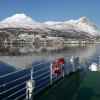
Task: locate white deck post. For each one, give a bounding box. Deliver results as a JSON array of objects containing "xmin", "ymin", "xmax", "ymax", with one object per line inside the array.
[
  {"xmin": 70, "ymin": 56, "xmax": 75, "ymax": 72},
  {"xmin": 70, "ymin": 56, "xmax": 79, "ymax": 72},
  {"xmin": 26, "ymin": 66, "xmax": 35, "ymax": 100},
  {"xmin": 50, "ymin": 62, "xmax": 53, "ymax": 85}
]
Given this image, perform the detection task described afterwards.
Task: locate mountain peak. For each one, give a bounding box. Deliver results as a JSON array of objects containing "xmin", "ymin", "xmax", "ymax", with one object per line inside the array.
[
  {"xmin": 0, "ymin": 13, "xmax": 44, "ymax": 29},
  {"xmin": 79, "ymin": 16, "xmax": 87, "ymax": 20},
  {"xmin": 77, "ymin": 17, "xmax": 98, "ymax": 30},
  {"xmin": 1, "ymin": 13, "xmax": 35, "ymax": 23},
  {"xmin": 11, "ymin": 13, "xmax": 27, "ymax": 18},
  {"xmin": 77, "ymin": 16, "xmax": 90, "ymax": 22}
]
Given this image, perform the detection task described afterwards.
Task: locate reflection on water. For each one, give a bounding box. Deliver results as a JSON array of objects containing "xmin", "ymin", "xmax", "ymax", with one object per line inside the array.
[
  {"xmin": 0, "ymin": 44, "xmax": 99, "ymax": 73},
  {"xmin": 0, "ymin": 44, "xmax": 85, "ymax": 56}
]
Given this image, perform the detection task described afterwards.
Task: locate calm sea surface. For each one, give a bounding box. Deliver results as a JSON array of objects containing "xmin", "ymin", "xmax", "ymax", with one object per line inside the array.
[{"xmin": 0, "ymin": 44, "xmax": 100, "ymax": 75}]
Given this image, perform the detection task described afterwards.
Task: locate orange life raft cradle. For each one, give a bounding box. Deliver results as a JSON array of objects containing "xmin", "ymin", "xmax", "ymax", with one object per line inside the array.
[{"xmin": 54, "ymin": 58, "xmax": 65, "ymax": 75}]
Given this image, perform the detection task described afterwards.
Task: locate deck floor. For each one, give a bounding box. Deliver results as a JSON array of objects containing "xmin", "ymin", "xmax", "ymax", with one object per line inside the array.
[{"xmin": 34, "ymin": 70, "xmax": 100, "ymax": 100}]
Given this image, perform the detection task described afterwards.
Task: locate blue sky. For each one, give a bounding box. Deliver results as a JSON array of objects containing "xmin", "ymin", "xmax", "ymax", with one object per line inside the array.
[{"xmin": 0, "ymin": 0, "xmax": 100, "ymax": 29}]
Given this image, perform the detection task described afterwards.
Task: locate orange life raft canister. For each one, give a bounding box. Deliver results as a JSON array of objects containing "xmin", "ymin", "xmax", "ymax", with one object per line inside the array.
[{"xmin": 54, "ymin": 58, "xmax": 65, "ymax": 75}]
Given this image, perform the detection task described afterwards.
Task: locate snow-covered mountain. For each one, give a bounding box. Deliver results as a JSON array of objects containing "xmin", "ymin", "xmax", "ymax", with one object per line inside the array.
[
  {"xmin": 44, "ymin": 17, "xmax": 99, "ymax": 36},
  {"xmin": 0, "ymin": 13, "xmax": 46, "ymax": 29},
  {"xmin": 65, "ymin": 17, "xmax": 99, "ymax": 36},
  {"xmin": 0, "ymin": 13, "xmax": 99, "ymax": 37}
]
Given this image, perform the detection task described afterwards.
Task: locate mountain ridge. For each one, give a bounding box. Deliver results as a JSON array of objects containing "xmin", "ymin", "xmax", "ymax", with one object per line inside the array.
[{"xmin": 0, "ymin": 13, "xmax": 99, "ymax": 37}]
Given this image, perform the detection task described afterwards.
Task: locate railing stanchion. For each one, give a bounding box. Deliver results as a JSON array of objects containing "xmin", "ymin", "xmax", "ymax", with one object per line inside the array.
[
  {"xmin": 26, "ymin": 66, "xmax": 35, "ymax": 100},
  {"xmin": 62, "ymin": 64, "xmax": 65, "ymax": 77},
  {"xmin": 31, "ymin": 67, "xmax": 33, "ymax": 80},
  {"xmin": 50, "ymin": 62, "xmax": 53, "ymax": 85}
]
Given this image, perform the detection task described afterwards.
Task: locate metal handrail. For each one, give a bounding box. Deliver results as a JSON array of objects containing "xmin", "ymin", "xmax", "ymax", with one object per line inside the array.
[
  {"xmin": 35, "ymin": 75, "xmax": 50, "ymax": 84},
  {"xmin": 0, "ymin": 59, "xmax": 55, "ymax": 79},
  {"xmin": 33, "ymin": 71, "xmax": 50, "ymax": 79},
  {"xmin": 0, "ymin": 73, "xmax": 31, "ymax": 88},
  {"xmin": 0, "ymin": 62, "xmax": 54, "ymax": 99},
  {"xmin": 14, "ymin": 92, "xmax": 27, "ymax": 100},
  {"xmin": 0, "ymin": 80, "xmax": 28, "ymax": 95},
  {"xmin": 3, "ymin": 86, "xmax": 27, "ymax": 100},
  {"xmin": 33, "ymin": 66, "xmax": 50, "ymax": 74},
  {"xmin": 0, "ymin": 65, "xmax": 50, "ymax": 88},
  {"xmin": 35, "ymin": 79, "xmax": 50, "ymax": 89},
  {"xmin": 0, "ymin": 51, "xmax": 82, "ymax": 100},
  {"xmin": 34, "ymin": 82, "xmax": 51, "ymax": 95}
]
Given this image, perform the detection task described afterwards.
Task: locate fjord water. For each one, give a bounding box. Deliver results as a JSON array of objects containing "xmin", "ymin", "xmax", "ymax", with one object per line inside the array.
[{"xmin": 0, "ymin": 44, "xmax": 100, "ymax": 75}]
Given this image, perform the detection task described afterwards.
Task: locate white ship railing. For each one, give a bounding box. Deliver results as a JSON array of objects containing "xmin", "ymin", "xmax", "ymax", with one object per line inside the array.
[{"xmin": 0, "ymin": 52, "xmax": 85, "ymax": 100}]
